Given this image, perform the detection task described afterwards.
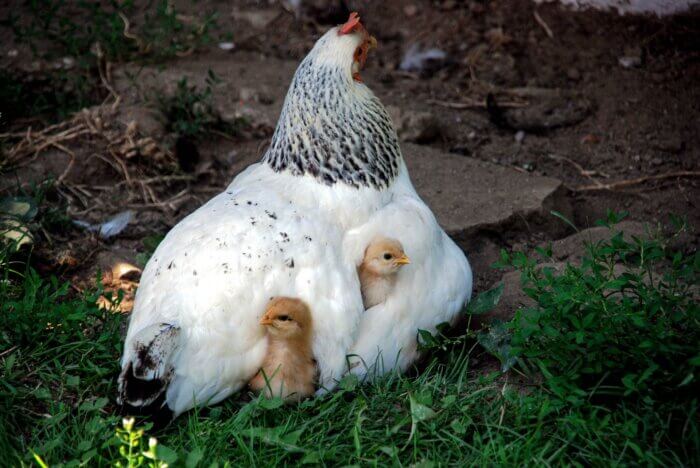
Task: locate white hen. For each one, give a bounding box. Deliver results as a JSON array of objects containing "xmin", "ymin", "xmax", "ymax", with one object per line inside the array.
[{"xmin": 118, "ymin": 13, "xmax": 472, "ymax": 418}]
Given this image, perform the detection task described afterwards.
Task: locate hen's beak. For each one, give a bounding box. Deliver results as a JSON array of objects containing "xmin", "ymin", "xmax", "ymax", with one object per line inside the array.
[
  {"xmin": 396, "ymin": 255, "xmax": 411, "ymax": 265},
  {"xmin": 367, "ymin": 35, "xmax": 378, "ymax": 51},
  {"xmin": 260, "ymin": 316, "xmax": 273, "ymax": 326}
]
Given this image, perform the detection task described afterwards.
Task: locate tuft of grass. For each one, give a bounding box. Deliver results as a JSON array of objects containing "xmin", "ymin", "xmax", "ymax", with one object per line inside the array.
[
  {"xmin": 1, "ymin": 0, "xmax": 218, "ymax": 127},
  {"xmin": 136, "ymin": 233, "xmax": 165, "ymax": 268},
  {"xmin": 497, "ymin": 212, "xmax": 699, "ymax": 408},
  {"xmin": 0, "ymin": 68, "xmax": 102, "ymax": 129},
  {"xmin": 156, "ymin": 71, "xmax": 249, "ymax": 141},
  {"xmin": 0, "ymin": 248, "xmax": 124, "ymax": 463},
  {"xmin": 4, "ymin": 0, "xmax": 216, "ymax": 64}
]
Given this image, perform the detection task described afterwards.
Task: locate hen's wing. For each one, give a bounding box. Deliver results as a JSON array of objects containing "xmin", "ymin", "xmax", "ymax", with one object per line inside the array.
[
  {"xmin": 120, "ymin": 164, "xmax": 363, "ymax": 416},
  {"xmin": 343, "ymin": 194, "xmax": 472, "ymax": 379}
]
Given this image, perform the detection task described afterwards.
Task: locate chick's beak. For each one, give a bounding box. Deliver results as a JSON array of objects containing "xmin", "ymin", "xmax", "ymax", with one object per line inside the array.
[
  {"xmin": 396, "ymin": 255, "xmax": 411, "ymax": 265},
  {"xmin": 260, "ymin": 316, "xmax": 273, "ymax": 326}
]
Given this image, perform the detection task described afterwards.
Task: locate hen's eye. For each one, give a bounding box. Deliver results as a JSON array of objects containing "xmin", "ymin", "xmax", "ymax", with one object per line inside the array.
[
  {"xmin": 277, "ymin": 315, "xmax": 290, "ymax": 321},
  {"xmin": 383, "ymin": 253, "xmax": 393, "ymax": 260}
]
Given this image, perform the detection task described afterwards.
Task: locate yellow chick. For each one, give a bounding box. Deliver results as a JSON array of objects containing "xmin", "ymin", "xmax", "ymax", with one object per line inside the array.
[
  {"xmin": 249, "ymin": 297, "xmax": 316, "ymax": 402},
  {"xmin": 358, "ymin": 237, "xmax": 410, "ymax": 309}
]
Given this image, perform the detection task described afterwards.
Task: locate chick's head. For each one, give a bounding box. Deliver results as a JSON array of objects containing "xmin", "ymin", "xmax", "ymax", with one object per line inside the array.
[
  {"xmin": 260, "ymin": 297, "xmax": 312, "ymax": 338},
  {"xmin": 362, "ymin": 237, "xmax": 410, "ymax": 277}
]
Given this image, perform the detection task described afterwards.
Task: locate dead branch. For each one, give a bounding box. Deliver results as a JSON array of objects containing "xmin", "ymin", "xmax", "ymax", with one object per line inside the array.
[
  {"xmin": 533, "ymin": 11, "xmax": 554, "ymax": 39},
  {"xmin": 427, "ymin": 98, "xmax": 527, "ymax": 110},
  {"xmin": 547, "ymin": 154, "xmax": 610, "ymax": 184},
  {"xmin": 576, "ymin": 171, "xmax": 700, "ymax": 191}
]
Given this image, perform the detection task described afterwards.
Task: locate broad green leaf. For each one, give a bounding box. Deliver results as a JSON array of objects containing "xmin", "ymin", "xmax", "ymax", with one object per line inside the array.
[
  {"xmin": 465, "ymin": 283, "xmax": 504, "ymax": 315},
  {"xmin": 186, "ymin": 448, "xmax": 204, "ymax": 468},
  {"xmin": 409, "ymin": 393, "xmax": 436, "ymax": 422}
]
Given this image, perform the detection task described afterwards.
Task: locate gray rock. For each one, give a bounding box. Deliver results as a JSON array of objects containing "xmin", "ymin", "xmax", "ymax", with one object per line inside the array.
[
  {"xmin": 472, "ymin": 262, "xmax": 566, "ymax": 328},
  {"xmin": 618, "ymin": 46, "xmax": 643, "ymax": 69},
  {"xmin": 651, "ymin": 135, "xmax": 684, "ymax": 154},
  {"xmin": 387, "ymin": 106, "xmax": 441, "ymax": 143},
  {"xmin": 402, "ymin": 143, "xmax": 571, "ymax": 242},
  {"xmin": 115, "ymin": 105, "xmax": 165, "ymax": 138},
  {"xmin": 548, "ymin": 221, "xmax": 648, "ymax": 262},
  {"xmin": 233, "ymin": 9, "xmax": 280, "ymax": 29},
  {"xmin": 471, "ymin": 270, "xmax": 529, "ymax": 328},
  {"xmin": 489, "ymin": 87, "xmax": 594, "ymax": 132}
]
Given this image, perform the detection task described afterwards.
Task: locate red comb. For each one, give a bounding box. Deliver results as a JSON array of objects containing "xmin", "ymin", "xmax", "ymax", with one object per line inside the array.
[{"xmin": 339, "ymin": 12, "xmax": 361, "ymax": 35}]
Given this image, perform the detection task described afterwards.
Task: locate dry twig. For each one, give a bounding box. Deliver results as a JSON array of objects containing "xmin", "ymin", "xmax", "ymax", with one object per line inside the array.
[
  {"xmin": 547, "ymin": 154, "xmax": 610, "ymax": 184},
  {"xmin": 533, "ymin": 10, "xmax": 554, "ymax": 39},
  {"xmin": 576, "ymin": 171, "xmax": 700, "ymax": 191},
  {"xmin": 427, "ymin": 98, "xmax": 527, "ymax": 110}
]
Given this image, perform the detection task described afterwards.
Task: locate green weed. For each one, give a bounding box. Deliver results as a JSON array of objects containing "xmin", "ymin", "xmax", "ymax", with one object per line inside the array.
[
  {"xmin": 4, "ymin": 0, "xmax": 216, "ymax": 63},
  {"xmin": 156, "ymin": 71, "xmax": 249, "ymax": 141},
  {"xmin": 497, "ymin": 212, "xmax": 699, "ymax": 407},
  {"xmin": 1, "ymin": 0, "xmax": 218, "ymax": 126},
  {"xmin": 0, "ymin": 212, "xmax": 697, "ymax": 465},
  {"xmin": 0, "ymin": 68, "xmax": 102, "ymax": 128}
]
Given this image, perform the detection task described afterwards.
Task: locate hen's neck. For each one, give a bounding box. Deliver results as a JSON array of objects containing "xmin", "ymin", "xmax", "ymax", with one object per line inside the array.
[{"xmin": 263, "ymin": 59, "xmax": 401, "ymax": 189}]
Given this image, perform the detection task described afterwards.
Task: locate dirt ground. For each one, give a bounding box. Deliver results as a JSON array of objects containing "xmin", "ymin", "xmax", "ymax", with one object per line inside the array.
[{"xmin": 1, "ymin": 0, "xmax": 698, "ymax": 300}]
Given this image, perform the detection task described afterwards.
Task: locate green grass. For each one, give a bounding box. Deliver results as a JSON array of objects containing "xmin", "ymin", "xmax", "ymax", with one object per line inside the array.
[
  {"xmin": 0, "ymin": 68, "xmax": 101, "ymax": 128},
  {"xmin": 0, "ymin": 0, "xmax": 217, "ymax": 127},
  {"xmin": 0, "ymin": 212, "xmax": 698, "ymax": 466},
  {"xmin": 155, "ymin": 72, "xmax": 250, "ymax": 141},
  {"xmin": 4, "ymin": 0, "xmax": 216, "ymax": 63}
]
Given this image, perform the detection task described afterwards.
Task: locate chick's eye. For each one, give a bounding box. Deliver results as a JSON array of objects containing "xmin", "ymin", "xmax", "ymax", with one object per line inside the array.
[
  {"xmin": 277, "ymin": 315, "xmax": 290, "ymax": 321},
  {"xmin": 383, "ymin": 253, "xmax": 393, "ymax": 260}
]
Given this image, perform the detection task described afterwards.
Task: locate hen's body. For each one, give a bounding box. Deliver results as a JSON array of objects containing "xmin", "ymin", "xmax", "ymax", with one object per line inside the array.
[{"xmin": 119, "ymin": 17, "xmax": 472, "ymax": 417}]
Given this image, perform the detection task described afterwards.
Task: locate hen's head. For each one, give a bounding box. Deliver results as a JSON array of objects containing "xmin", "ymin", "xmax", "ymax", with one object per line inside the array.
[
  {"xmin": 263, "ymin": 12, "xmax": 401, "ymax": 189},
  {"xmin": 311, "ymin": 12, "xmax": 377, "ymax": 83}
]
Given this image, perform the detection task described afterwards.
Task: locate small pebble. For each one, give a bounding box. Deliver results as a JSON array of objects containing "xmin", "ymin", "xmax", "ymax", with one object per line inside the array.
[
  {"xmin": 514, "ymin": 130, "xmax": 526, "ymax": 143},
  {"xmin": 618, "ymin": 47, "xmax": 642, "ymax": 69},
  {"xmin": 218, "ymin": 42, "xmax": 235, "ymax": 51},
  {"xmin": 566, "ymin": 67, "xmax": 580, "ymax": 81},
  {"xmin": 8, "ymin": 49, "xmax": 18, "ymax": 58},
  {"xmin": 62, "ymin": 56, "xmax": 75, "ymax": 69},
  {"xmin": 403, "ymin": 4, "xmax": 418, "ymax": 16},
  {"xmin": 618, "ymin": 56, "xmax": 641, "ymax": 68}
]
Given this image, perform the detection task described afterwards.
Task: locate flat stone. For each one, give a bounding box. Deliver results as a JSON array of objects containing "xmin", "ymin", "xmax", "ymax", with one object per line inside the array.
[
  {"xmin": 489, "ymin": 87, "xmax": 594, "ymax": 132},
  {"xmin": 233, "ymin": 9, "xmax": 280, "ymax": 29},
  {"xmin": 473, "ymin": 262, "xmax": 567, "ymax": 329},
  {"xmin": 115, "ymin": 105, "xmax": 165, "ymax": 138},
  {"xmin": 402, "ymin": 143, "xmax": 570, "ymax": 241},
  {"xmin": 547, "ymin": 221, "xmax": 648, "ymax": 262},
  {"xmin": 387, "ymin": 105, "xmax": 441, "ymax": 143}
]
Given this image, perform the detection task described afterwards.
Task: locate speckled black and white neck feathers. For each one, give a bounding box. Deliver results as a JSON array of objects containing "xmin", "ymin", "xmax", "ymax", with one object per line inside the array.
[{"xmin": 262, "ymin": 28, "xmax": 401, "ymax": 189}]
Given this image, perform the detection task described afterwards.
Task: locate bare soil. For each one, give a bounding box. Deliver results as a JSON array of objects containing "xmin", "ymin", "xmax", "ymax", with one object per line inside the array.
[{"xmin": 1, "ymin": 0, "xmax": 698, "ymax": 298}]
